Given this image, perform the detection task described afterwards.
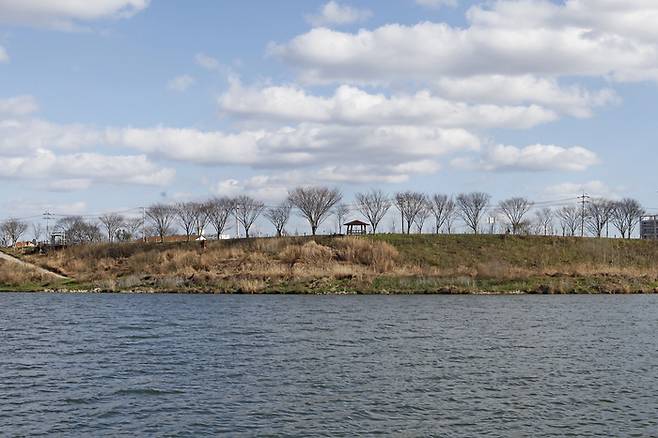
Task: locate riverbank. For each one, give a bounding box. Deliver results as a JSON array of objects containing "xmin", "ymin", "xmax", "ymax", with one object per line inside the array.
[{"xmin": 3, "ymin": 234, "xmax": 658, "ymax": 294}]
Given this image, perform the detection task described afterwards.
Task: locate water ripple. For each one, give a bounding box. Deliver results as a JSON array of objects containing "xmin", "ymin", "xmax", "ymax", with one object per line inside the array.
[{"xmin": 1, "ymin": 293, "xmax": 657, "ymax": 436}]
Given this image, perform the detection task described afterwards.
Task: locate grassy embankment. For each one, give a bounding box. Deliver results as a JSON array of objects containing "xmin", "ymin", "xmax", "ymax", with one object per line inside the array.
[
  {"xmin": 4, "ymin": 234, "xmax": 658, "ymax": 294},
  {"xmin": 0, "ymin": 258, "xmax": 75, "ymax": 292}
]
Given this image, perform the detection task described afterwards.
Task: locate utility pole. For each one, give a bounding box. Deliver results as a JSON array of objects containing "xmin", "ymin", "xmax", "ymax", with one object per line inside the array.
[
  {"xmin": 578, "ymin": 192, "xmax": 590, "ymax": 237},
  {"xmin": 142, "ymin": 207, "xmax": 146, "ymax": 242},
  {"xmin": 43, "ymin": 211, "xmax": 54, "ymax": 243}
]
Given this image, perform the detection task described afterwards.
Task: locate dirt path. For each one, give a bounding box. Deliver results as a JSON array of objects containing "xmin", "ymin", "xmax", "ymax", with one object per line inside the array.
[{"xmin": 0, "ymin": 250, "xmax": 69, "ymax": 280}]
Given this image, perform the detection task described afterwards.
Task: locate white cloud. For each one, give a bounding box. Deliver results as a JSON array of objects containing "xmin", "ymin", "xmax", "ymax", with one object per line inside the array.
[
  {"xmin": 48, "ymin": 179, "xmax": 93, "ymax": 192},
  {"xmin": 212, "ymin": 176, "xmax": 290, "ymax": 201},
  {"xmin": 0, "ymin": 118, "xmax": 104, "ymax": 155},
  {"xmin": 272, "ymin": 1, "xmax": 658, "ymax": 85},
  {"xmin": 416, "ymin": 0, "xmax": 457, "ymax": 9},
  {"xmin": 0, "ymin": 0, "xmax": 150, "ymax": 29},
  {"xmin": 0, "ymin": 95, "xmax": 39, "ymax": 117},
  {"xmin": 433, "ymin": 75, "xmax": 618, "ymax": 118},
  {"xmin": 219, "ymin": 80, "xmax": 557, "ymax": 129},
  {"xmin": 167, "ymin": 74, "xmax": 195, "ymax": 92},
  {"xmin": 105, "ymin": 123, "xmax": 480, "ymax": 168},
  {"xmin": 0, "ymin": 45, "xmax": 8, "ymax": 63},
  {"xmin": 452, "ymin": 144, "xmax": 599, "ymax": 172},
  {"xmin": 195, "ymin": 53, "xmax": 221, "ymax": 71},
  {"xmin": 544, "ymin": 180, "xmax": 617, "ymax": 200},
  {"xmin": 306, "ymin": 1, "xmax": 371, "ymax": 27},
  {"xmin": 211, "ymin": 159, "xmax": 441, "ymax": 200},
  {"xmin": 0, "ymin": 148, "xmax": 175, "ymax": 186}
]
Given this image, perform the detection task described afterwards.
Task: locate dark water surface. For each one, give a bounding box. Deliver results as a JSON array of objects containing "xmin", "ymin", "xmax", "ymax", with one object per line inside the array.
[{"xmin": 1, "ymin": 293, "xmax": 657, "ymax": 436}]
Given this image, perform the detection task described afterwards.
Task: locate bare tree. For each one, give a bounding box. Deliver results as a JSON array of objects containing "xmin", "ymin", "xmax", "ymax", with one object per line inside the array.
[
  {"xmin": 208, "ymin": 197, "xmax": 235, "ymax": 239},
  {"xmin": 394, "ymin": 191, "xmax": 427, "ymax": 234},
  {"xmin": 586, "ymin": 199, "xmax": 614, "ymax": 238},
  {"xmin": 556, "ymin": 205, "xmax": 580, "ymax": 236},
  {"xmin": 333, "ymin": 203, "xmax": 350, "ymax": 234},
  {"xmin": 535, "ymin": 208, "xmax": 554, "ymax": 236},
  {"xmin": 124, "ymin": 217, "xmax": 144, "ymax": 241},
  {"xmin": 194, "ymin": 201, "xmax": 213, "ymax": 237},
  {"xmin": 55, "ymin": 216, "xmax": 102, "ymax": 245},
  {"xmin": 414, "ymin": 201, "xmax": 431, "ymax": 234},
  {"xmin": 428, "ymin": 194, "xmax": 455, "ymax": 234},
  {"xmin": 288, "ymin": 186, "xmax": 342, "ymax": 235},
  {"xmin": 611, "ymin": 198, "xmax": 645, "ymax": 239},
  {"xmin": 265, "ymin": 201, "xmax": 292, "ymax": 237},
  {"xmin": 99, "ymin": 213, "xmax": 125, "ymax": 243},
  {"xmin": 175, "ymin": 202, "xmax": 199, "ymax": 241},
  {"xmin": 32, "ymin": 222, "xmax": 43, "ymax": 243},
  {"xmin": 0, "ymin": 218, "xmax": 28, "ymax": 246},
  {"xmin": 234, "ymin": 195, "xmax": 265, "ymax": 238},
  {"xmin": 146, "ymin": 204, "xmax": 176, "ymax": 243},
  {"xmin": 456, "ymin": 192, "xmax": 491, "ymax": 234},
  {"xmin": 355, "ymin": 189, "xmax": 391, "ymax": 234},
  {"xmin": 498, "ymin": 197, "xmax": 533, "ymax": 235}
]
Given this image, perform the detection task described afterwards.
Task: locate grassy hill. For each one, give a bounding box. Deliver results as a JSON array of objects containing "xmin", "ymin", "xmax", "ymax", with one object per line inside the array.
[{"xmin": 4, "ymin": 234, "xmax": 658, "ymax": 293}]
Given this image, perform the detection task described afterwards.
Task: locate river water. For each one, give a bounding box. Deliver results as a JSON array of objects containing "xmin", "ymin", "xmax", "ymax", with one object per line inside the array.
[{"xmin": 1, "ymin": 293, "xmax": 657, "ymax": 436}]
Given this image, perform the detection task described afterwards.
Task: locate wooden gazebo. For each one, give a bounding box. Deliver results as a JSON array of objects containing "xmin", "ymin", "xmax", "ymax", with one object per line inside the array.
[{"xmin": 345, "ymin": 220, "xmax": 368, "ymax": 235}]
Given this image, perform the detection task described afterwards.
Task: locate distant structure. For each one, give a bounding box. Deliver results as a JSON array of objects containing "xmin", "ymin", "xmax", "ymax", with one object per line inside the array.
[
  {"xmin": 640, "ymin": 215, "xmax": 658, "ymax": 240},
  {"xmin": 50, "ymin": 232, "xmax": 66, "ymax": 246},
  {"xmin": 345, "ymin": 219, "xmax": 368, "ymax": 236}
]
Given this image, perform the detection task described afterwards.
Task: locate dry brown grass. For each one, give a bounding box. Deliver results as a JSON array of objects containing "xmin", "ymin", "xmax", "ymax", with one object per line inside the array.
[
  {"xmin": 333, "ymin": 237, "xmax": 399, "ymax": 272},
  {"xmin": 18, "ymin": 234, "xmax": 658, "ymax": 293},
  {"xmin": 0, "ymin": 259, "xmax": 52, "ymax": 287}
]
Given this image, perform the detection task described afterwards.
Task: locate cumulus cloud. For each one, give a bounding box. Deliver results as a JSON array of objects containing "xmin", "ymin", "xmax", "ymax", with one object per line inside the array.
[
  {"xmin": 306, "ymin": 1, "xmax": 371, "ymax": 27},
  {"xmin": 167, "ymin": 74, "xmax": 195, "ymax": 92},
  {"xmin": 433, "ymin": 75, "xmax": 618, "ymax": 118},
  {"xmin": 452, "ymin": 144, "xmax": 599, "ymax": 172},
  {"xmin": 0, "ymin": 95, "xmax": 39, "ymax": 117},
  {"xmin": 272, "ymin": 1, "xmax": 658, "ymax": 84},
  {"xmin": 0, "ymin": 118, "xmax": 104, "ymax": 155},
  {"xmin": 219, "ymin": 80, "xmax": 557, "ymax": 129},
  {"xmin": 0, "ymin": 45, "xmax": 8, "ymax": 62},
  {"xmin": 105, "ymin": 123, "xmax": 480, "ymax": 169},
  {"xmin": 0, "ymin": 148, "xmax": 175, "ymax": 186},
  {"xmin": 0, "ymin": 0, "xmax": 150, "ymax": 29}
]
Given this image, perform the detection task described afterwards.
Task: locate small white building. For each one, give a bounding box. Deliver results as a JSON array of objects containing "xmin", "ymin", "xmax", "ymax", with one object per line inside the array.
[{"xmin": 640, "ymin": 215, "xmax": 658, "ymax": 240}]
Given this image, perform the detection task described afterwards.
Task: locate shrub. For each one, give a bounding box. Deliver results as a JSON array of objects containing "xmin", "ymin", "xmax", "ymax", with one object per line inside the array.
[{"xmin": 333, "ymin": 237, "xmax": 398, "ymax": 272}]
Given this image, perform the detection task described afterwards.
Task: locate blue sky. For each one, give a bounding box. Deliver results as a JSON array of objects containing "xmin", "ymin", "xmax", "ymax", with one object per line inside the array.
[{"xmin": 2, "ymin": 0, "xmax": 658, "ymax": 228}]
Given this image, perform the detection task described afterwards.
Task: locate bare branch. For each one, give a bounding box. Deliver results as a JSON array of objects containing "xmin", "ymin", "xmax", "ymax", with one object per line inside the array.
[
  {"xmin": 234, "ymin": 195, "xmax": 265, "ymax": 238},
  {"xmin": 288, "ymin": 186, "xmax": 342, "ymax": 235},
  {"xmin": 556, "ymin": 206, "xmax": 580, "ymax": 236},
  {"xmin": 428, "ymin": 194, "xmax": 455, "ymax": 234},
  {"xmin": 0, "ymin": 218, "xmax": 28, "ymax": 246},
  {"xmin": 98, "ymin": 213, "xmax": 125, "ymax": 243},
  {"xmin": 394, "ymin": 191, "xmax": 427, "ymax": 234},
  {"xmin": 265, "ymin": 201, "xmax": 292, "ymax": 237},
  {"xmin": 498, "ymin": 197, "xmax": 533, "ymax": 235},
  {"xmin": 208, "ymin": 197, "xmax": 235, "ymax": 239},
  {"xmin": 333, "ymin": 203, "xmax": 350, "ymax": 234},
  {"xmin": 146, "ymin": 204, "xmax": 176, "ymax": 243},
  {"xmin": 355, "ymin": 189, "xmax": 391, "ymax": 234},
  {"xmin": 456, "ymin": 192, "xmax": 491, "ymax": 234}
]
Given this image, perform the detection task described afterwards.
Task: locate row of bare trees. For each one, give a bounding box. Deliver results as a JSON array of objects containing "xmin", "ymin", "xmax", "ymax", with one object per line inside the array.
[
  {"xmin": 497, "ymin": 197, "xmax": 644, "ymax": 238},
  {"xmin": 0, "ymin": 188, "xmax": 649, "ymax": 247}
]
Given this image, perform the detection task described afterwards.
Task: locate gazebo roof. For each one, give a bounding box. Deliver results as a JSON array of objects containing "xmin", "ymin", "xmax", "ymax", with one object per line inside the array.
[{"xmin": 344, "ymin": 219, "xmax": 368, "ymax": 226}]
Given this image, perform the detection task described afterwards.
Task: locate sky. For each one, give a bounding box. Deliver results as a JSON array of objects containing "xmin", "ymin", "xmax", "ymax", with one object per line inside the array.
[{"xmin": 2, "ymin": 0, "xmax": 658, "ymax": 230}]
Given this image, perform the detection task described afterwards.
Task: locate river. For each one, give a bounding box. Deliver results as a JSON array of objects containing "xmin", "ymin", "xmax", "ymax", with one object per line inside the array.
[{"xmin": 1, "ymin": 293, "xmax": 657, "ymax": 436}]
